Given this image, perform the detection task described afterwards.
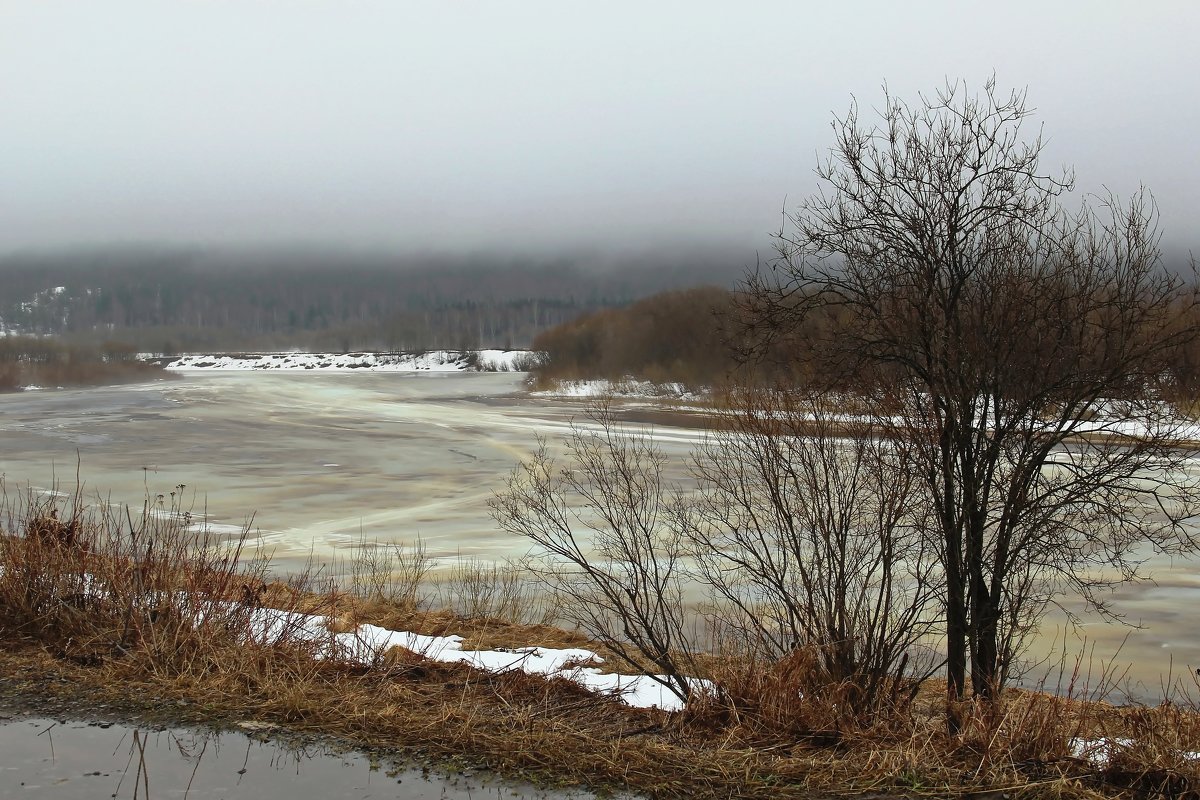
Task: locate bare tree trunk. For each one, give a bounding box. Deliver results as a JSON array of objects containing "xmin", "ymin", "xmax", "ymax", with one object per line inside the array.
[
  {"xmin": 944, "ymin": 526, "xmax": 968, "ymax": 731},
  {"xmin": 971, "ymin": 586, "xmax": 1001, "ymax": 700}
]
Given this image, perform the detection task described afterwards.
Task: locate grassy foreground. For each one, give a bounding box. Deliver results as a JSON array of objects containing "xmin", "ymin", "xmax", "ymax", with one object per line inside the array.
[{"xmin": 1, "ymin": 491, "xmax": 1199, "ymax": 799}]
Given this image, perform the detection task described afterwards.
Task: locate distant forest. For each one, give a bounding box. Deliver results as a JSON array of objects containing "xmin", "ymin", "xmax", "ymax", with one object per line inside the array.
[
  {"xmin": 530, "ymin": 278, "xmax": 1200, "ymax": 403},
  {"xmin": 528, "ymin": 285, "xmax": 848, "ymax": 391},
  {"xmin": 0, "ymin": 246, "xmax": 747, "ymax": 354}
]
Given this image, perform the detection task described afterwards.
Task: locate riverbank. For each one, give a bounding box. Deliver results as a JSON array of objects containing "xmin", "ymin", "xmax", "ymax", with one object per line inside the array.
[
  {"xmin": 3, "ymin": 497, "xmax": 1199, "ymax": 799},
  {"xmin": 5, "ymin": 597, "xmax": 1198, "ymax": 800}
]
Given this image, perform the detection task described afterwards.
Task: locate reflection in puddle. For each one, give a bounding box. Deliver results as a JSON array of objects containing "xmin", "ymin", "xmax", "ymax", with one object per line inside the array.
[{"xmin": 0, "ymin": 715, "xmax": 611, "ymax": 799}]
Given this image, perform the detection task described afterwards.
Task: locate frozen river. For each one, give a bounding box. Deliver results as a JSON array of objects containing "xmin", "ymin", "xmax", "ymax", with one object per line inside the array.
[
  {"xmin": 0, "ymin": 371, "xmax": 705, "ymax": 567},
  {"xmin": 1, "ymin": 371, "xmax": 1197, "ymax": 696}
]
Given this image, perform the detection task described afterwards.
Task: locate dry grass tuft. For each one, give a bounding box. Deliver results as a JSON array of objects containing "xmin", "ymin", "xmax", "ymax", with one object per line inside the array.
[{"xmin": 434, "ymin": 556, "xmax": 560, "ymax": 627}]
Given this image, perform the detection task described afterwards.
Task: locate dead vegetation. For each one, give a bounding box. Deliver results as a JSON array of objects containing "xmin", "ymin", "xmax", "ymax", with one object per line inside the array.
[
  {"xmin": 2, "ymin": 486, "xmax": 1200, "ymax": 799},
  {"xmin": 0, "ymin": 336, "xmax": 163, "ymax": 391}
]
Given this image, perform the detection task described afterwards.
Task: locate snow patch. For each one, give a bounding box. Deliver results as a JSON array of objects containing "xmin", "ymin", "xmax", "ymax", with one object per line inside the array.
[
  {"xmin": 533, "ymin": 379, "xmax": 703, "ymax": 402},
  {"xmin": 331, "ymin": 621, "xmax": 702, "ymax": 711},
  {"xmin": 214, "ymin": 601, "xmax": 704, "ymax": 711},
  {"xmin": 1070, "ymin": 737, "xmax": 1200, "ymax": 768},
  {"xmin": 164, "ymin": 350, "xmax": 535, "ymax": 373}
]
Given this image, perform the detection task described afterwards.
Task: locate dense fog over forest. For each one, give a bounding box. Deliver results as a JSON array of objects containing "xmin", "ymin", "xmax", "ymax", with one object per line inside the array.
[
  {"xmin": 0, "ymin": 245, "xmax": 749, "ymax": 352},
  {"xmin": 3, "ymin": 2, "xmax": 1197, "ymax": 349}
]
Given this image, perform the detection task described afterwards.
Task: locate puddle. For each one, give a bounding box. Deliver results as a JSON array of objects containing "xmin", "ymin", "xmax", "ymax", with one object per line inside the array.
[{"xmin": 0, "ymin": 714, "xmax": 616, "ymax": 799}]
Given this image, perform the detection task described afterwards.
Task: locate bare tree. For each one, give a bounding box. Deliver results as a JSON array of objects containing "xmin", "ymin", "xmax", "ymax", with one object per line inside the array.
[
  {"xmin": 683, "ymin": 387, "xmax": 941, "ymax": 715},
  {"xmin": 488, "ymin": 405, "xmax": 699, "ymax": 703},
  {"xmin": 741, "ymin": 78, "xmax": 1200, "ymax": 715},
  {"xmin": 492, "ymin": 393, "xmax": 942, "ymax": 721}
]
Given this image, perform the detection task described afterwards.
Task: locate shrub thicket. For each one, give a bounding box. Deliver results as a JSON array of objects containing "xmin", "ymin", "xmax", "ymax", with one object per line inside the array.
[
  {"xmin": 530, "ymin": 286, "xmax": 736, "ymax": 388},
  {"xmin": 0, "ymin": 336, "xmax": 160, "ymax": 390}
]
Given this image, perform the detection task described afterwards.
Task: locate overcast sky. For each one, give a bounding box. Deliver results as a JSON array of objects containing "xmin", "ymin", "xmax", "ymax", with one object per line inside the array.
[{"xmin": 3, "ymin": 2, "xmax": 1197, "ymax": 258}]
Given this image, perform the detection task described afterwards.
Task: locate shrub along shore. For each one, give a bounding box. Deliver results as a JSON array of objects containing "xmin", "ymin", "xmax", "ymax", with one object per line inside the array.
[
  {"xmin": 1, "ymin": 489, "xmax": 1198, "ymax": 800},
  {"xmin": 0, "ymin": 336, "xmax": 163, "ymax": 391}
]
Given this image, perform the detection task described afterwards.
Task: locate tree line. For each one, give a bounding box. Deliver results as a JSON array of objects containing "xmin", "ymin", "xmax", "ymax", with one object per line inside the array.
[
  {"xmin": 0, "ymin": 249, "xmax": 745, "ymax": 354},
  {"xmin": 529, "ymin": 286, "xmax": 738, "ymax": 388}
]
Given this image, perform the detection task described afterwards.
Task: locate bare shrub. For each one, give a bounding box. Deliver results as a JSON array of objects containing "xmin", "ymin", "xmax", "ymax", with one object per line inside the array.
[
  {"xmin": 508, "ymin": 351, "xmax": 545, "ymax": 372},
  {"xmin": 489, "ymin": 404, "xmax": 701, "ymax": 703},
  {"xmin": 436, "ymin": 556, "xmax": 557, "ymax": 627},
  {"xmin": 492, "ymin": 393, "xmax": 943, "ymax": 718},
  {"xmin": 347, "ymin": 536, "xmax": 433, "ymax": 611},
  {"xmin": 682, "ymin": 387, "xmax": 940, "ymax": 723},
  {"xmin": 0, "ymin": 363, "xmax": 21, "ymax": 391},
  {"xmin": 0, "ymin": 336, "xmax": 163, "ymax": 391}
]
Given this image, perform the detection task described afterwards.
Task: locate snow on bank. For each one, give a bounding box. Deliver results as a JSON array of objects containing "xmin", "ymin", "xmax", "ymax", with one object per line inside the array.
[
  {"xmin": 1070, "ymin": 736, "xmax": 1200, "ymax": 768},
  {"xmin": 223, "ymin": 603, "xmax": 699, "ymax": 712},
  {"xmin": 345, "ymin": 621, "xmax": 700, "ymax": 710},
  {"xmin": 532, "ymin": 379, "xmax": 705, "ymax": 402},
  {"xmin": 28, "ymin": 552, "xmax": 696, "ymax": 711},
  {"xmin": 531, "ymin": 383, "xmax": 1200, "ymax": 444},
  {"xmin": 165, "ymin": 350, "xmax": 534, "ymax": 373}
]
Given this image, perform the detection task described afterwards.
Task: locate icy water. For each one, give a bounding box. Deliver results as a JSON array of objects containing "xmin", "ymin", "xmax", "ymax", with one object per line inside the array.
[
  {"xmin": 0, "ymin": 714, "xmax": 610, "ymax": 799},
  {"xmin": 0, "ymin": 372, "xmax": 704, "ymax": 568},
  {"xmin": 0, "ymin": 371, "xmax": 1197, "ymax": 696}
]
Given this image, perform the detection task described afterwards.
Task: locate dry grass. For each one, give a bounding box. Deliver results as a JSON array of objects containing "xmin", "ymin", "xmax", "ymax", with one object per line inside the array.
[
  {"xmin": 433, "ymin": 556, "xmax": 560, "ymax": 627},
  {"xmin": 344, "ymin": 536, "xmax": 433, "ymax": 611},
  {"xmin": 2, "ymin": 487, "xmax": 1199, "ymax": 799}
]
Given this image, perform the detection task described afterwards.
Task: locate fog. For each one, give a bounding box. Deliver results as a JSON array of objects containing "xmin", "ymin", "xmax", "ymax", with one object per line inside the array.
[{"xmin": 3, "ymin": 1, "xmax": 1198, "ymax": 257}]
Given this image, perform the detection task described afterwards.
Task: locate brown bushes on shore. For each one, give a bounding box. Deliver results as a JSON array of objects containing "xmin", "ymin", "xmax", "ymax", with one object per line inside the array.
[
  {"xmin": 0, "ymin": 336, "xmax": 162, "ymax": 390},
  {"xmin": 529, "ymin": 286, "xmax": 737, "ymax": 389}
]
